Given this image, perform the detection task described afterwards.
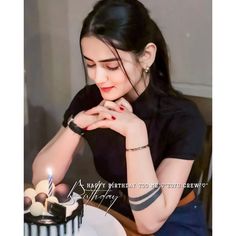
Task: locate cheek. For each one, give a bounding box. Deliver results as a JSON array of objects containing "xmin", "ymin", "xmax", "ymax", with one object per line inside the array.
[
  {"xmin": 117, "ymin": 77, "xmax": 133, "ymax": 93},
  {"xmin": 131, "ymin": 68, "xmax": 142, "ymax": 83},
  {"xmin": 87, "ymin": 69, "xmax": 95, "ymax": 80},
  {"xmin": 111, "ymin": 71, "xmax": 127, "ymax": 83},
  {"xmin": 113, "ymin": 67, "xmax": 139, "ymax": 91},
  {"xmin": 122, "ymin": 63, "xmax": 142, "ymax": 83}
]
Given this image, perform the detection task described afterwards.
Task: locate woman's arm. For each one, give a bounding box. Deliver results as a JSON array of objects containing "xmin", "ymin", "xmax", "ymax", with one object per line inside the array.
[
  {"xmin": 125, "ymin": 122, "xmax": 194, "ymax": 234},
  {"xmin": 32, "ymin": 125, "xmax": 82, "ymax": 186},
  {"xmin": 32, "ymin": 109, "xmax": 110, "ymax": 186},
  {"xmin": 85, "ymin": 101, "xmax": 195, "ymax": 234}
]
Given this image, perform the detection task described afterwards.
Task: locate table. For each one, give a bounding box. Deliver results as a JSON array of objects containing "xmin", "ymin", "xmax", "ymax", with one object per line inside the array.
[{"xmin": 86, "ymin": 201, "xmax": 154, "ymax": 236}]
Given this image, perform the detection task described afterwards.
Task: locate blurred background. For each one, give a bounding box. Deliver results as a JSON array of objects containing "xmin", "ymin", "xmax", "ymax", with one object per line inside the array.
[{"xmin": 24, "ymin": 0, "xmax": 212, "ymax": 233}]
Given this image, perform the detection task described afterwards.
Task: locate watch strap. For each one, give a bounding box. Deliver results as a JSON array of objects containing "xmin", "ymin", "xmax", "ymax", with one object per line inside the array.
[{"xmin": 68, "ymin": 118, "xmax": 86, "ymax": 136}]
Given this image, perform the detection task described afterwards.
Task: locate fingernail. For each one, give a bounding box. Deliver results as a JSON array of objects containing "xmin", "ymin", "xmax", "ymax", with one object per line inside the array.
[
  {"xmin": 112, "ymin": 116, "xmax": 116, "ymax": 120},
  {"xmin": 120, "ymin": 106, "xmax": 124, "ymax": 111}
]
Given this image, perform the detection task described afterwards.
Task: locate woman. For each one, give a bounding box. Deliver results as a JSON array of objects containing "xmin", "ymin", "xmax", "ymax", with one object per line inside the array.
[{"xmin": 32, "ymin": 0, "xmax": 208, "ymax": 235}]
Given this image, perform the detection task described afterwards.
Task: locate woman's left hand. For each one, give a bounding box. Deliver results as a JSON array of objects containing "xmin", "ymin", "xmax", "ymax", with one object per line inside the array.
[{"xmin": 84, "ymin": 98, "xmax": 144, "ymax": 137}]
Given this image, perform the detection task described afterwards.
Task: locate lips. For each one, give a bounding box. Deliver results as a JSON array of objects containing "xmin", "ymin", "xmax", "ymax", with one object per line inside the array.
[{"xmin": 100, "ymin": 86, "xmax": 114, "ymax": 92}]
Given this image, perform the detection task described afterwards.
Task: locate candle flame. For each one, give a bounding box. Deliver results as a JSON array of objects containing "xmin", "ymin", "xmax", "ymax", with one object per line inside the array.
[{"xmin": 47, "ymin": 168, "xmax": 52, "ymax": 176}]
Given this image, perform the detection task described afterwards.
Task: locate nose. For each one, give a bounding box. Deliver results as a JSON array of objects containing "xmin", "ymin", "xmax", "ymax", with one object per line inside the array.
[{"xmin": 93, "ymin": 67, "xmax": 108, "ymax": 84}]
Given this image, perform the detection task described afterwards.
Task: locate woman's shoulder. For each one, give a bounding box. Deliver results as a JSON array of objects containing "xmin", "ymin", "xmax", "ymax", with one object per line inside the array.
[
  {"xmin": 158, "ymin": 94, "xmax": 206, "ymax": 140},
  {"xmin": 159, "ymin": 94, "xmax": 203, "ymax": 119},
  {"xmin": 160, "ymin": 95, "xmax": 207, "ymax": 160}
]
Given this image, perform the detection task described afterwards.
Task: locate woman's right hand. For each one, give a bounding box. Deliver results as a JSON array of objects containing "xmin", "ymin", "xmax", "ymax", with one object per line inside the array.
[
  {"xmin": 75, "ymin": 97, "xmax": 132, "ymax": 130},
  {"xmin": 73, "ymin": 108, "xmax": 114, "ymax": 129}
]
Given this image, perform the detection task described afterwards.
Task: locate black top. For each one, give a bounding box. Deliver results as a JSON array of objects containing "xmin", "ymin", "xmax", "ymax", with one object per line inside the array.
[{"xmin": 62, "ymin": 83, "xmax": 206, "ymax": 216}]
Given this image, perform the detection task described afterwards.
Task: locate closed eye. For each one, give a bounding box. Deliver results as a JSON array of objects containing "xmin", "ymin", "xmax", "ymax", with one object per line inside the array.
[
  {"xmin": 106, "ymin": 66, "xmax": 119, "ymax": 71},
  {"xmin": 86, "ymin": 64, "xmax": 95, "ymax": 68},
  {"xmin": 86, "ymin": 63, "xmax": 119, "ymax": 71}
]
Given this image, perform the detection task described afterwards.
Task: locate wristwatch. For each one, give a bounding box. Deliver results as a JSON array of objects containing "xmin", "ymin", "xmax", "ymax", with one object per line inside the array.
[{"xmin": 67, "ymin": 118, "xmax": 86, "ymax": 136}]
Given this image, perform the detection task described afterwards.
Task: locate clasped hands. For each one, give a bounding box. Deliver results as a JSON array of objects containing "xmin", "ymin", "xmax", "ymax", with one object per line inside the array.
[{"xmin": 74, "ymin": 97, "xmax": 144, "ymax": 137}]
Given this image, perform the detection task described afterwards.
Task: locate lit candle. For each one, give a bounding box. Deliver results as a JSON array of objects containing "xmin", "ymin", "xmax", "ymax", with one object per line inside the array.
[{"xmin": 48, "ymin": 168, "xmax": 53, "ymax": 196}]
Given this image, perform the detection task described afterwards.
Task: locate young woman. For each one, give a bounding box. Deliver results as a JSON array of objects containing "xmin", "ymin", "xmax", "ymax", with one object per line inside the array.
[{"xmin": 32, "ymin": 0, "xmax": 208, "ymax": 235}]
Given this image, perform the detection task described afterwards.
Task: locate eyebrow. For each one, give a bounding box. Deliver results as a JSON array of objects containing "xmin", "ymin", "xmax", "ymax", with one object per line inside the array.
[{"xmin": 83, "ymin": 55, "xmax": 120, "ymax": 63}]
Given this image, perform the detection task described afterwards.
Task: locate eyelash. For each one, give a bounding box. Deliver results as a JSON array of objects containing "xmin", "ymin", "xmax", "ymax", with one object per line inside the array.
[
  {"xmin": 86, "ymin": 64, "xmax": 119, "ymax": 71},
  {"xmin": 86, "ymin": 64, "xmax": 95, "ymax": 68},
  {"xmin": 107, "ymin": 66, "xmax": 119, "ymax": 71}
]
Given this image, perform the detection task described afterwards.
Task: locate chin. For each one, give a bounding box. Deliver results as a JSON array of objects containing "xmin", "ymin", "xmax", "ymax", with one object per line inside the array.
[{"xmin": 100, "ymin": 93, "xmax": 121, "ymax": 101}]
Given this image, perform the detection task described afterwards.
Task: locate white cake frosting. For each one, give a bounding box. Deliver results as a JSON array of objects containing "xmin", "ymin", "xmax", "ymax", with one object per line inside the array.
[{"xmin": 24, "ymin": 192, "xmax": 83, "ymax": 236}]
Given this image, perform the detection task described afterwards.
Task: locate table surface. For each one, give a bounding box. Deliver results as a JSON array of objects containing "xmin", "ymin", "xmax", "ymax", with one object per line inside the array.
[{"xmin": 86, "ymin": 201, "xmax": 154, "ymax": 236}]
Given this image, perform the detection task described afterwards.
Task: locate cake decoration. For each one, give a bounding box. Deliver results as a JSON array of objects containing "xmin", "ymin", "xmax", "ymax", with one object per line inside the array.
[
  {"xmin": 54, "ymin": 183, "xmax": 70, "ymax": 203},
  {"xmin": 47, "ymin": 168, "xmax": 53, "ymax": 196},
  {"xmin": 45, "ymin": 196, "xmax": 59, "ymax": 209},
  {"xmin": 24, "ymin": 188, "xmax": 36, "ymax": 202},
  {"xmin": 24, "ymin": 196, "xmax": 32, "ymax": 210},
  {"xmin": 35, "ymin": 192, "xmax": 48, "ymax": 205},
  {"xmin": 24, "ymin": 180, "xmax": 83, "ymax": 236},
  {"xmin": 29, "ymin": 202, "xmax": 45, "ymax": 217},
  {"xmin": 47, "ymin": 201, "xmax": 66, "ymax": 221},
  {"xmin": 35, "ymin": 179, "xmax": 55, "ymax": 195}
]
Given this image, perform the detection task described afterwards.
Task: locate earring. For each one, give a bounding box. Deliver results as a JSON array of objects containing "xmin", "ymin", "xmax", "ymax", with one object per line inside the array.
[{"xmin": 144, "ymin": 66, "xmax": 150, "ymax": 73}]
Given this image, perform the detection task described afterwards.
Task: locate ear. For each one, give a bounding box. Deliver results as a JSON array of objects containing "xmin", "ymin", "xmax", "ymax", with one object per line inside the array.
[{"xmin": 138, "ymin": 43, "xmax": 157, "ymax": 69}]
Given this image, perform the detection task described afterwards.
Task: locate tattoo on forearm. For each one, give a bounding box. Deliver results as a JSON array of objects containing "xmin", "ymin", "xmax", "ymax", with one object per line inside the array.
[
  {"xmin": 129, "ymin": 186, "xmax": 159, "ymax": 202},
  {"xmin": 129, "ymin": 186, "xmax": 162, "ymax": 211}
]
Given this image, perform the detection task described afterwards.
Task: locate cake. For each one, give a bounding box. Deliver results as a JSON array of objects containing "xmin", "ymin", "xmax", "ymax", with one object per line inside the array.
[{"xmin": 24, "ymin": 181, "xmax": 84, "ymax": 236}]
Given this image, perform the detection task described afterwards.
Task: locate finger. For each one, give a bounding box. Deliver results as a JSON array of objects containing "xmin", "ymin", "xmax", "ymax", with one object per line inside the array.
[
  {"xmin": 99, "ymin": 100, "xmax": 106, "ymax": 106},
  {"xmin": 115, "ymin": 97, "xmax": 133, "ymax": 112},
  {"xmin": 97, "ymin": 111, "xmax": 114, "ymax": 121},
  {"xmin": 84, "ymin": 105, "xmax": 109, "ymax": 115},
  {"xmin": 103, "ymin": 100, "xmax": 122, "ymax": 112},
  {"xmin": 86, "ymin": 119, "xmax": 113, "ymax": 131}
]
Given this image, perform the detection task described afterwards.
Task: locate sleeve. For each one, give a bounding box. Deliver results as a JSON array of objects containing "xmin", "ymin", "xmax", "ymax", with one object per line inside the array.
[
  {"xmin": 164, "ymin": 109, "xmax": 206, "ymax": 160},
  {"xmin": 62, "ymin": 85, "xmax": 101, "ymax": 127}
]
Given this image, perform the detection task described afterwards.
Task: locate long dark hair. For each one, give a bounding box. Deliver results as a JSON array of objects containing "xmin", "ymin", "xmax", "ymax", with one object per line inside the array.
[{"xmin": 80, "ymin": 0, "xmax": 180, "ymax": 97}]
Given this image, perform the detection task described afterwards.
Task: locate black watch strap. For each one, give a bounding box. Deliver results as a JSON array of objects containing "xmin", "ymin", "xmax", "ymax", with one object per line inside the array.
[{"xmin": 68, "ymin": 118, "xmax": 86, "ymax": 136}]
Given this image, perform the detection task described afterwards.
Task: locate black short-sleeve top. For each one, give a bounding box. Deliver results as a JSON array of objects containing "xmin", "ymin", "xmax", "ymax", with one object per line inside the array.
[{"xmin": 63, "ymin": 83, "xmax": 206, "ymax": 198}]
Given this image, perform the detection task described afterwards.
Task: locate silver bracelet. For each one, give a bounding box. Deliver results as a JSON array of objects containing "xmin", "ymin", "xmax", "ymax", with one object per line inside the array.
[{"xmin": 126, "ymin": 144, "xmax": 149, "ymax": 152}]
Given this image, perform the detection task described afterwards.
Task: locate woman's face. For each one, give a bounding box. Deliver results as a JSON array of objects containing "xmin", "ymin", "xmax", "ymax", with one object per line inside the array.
[{"xmin": 81, "ymin": 36, "xmax": 147, "ymax": 101}]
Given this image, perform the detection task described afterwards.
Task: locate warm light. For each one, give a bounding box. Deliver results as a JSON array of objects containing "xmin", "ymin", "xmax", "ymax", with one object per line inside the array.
[{"xmin": 47, "ymin": 168, "xmax": 52, "ymax": 176}]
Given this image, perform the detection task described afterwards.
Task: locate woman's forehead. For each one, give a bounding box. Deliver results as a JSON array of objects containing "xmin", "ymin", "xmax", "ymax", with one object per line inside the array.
[{"xmin": 81, "ymin": 36, "xmax": 135, "ymax": 62}]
